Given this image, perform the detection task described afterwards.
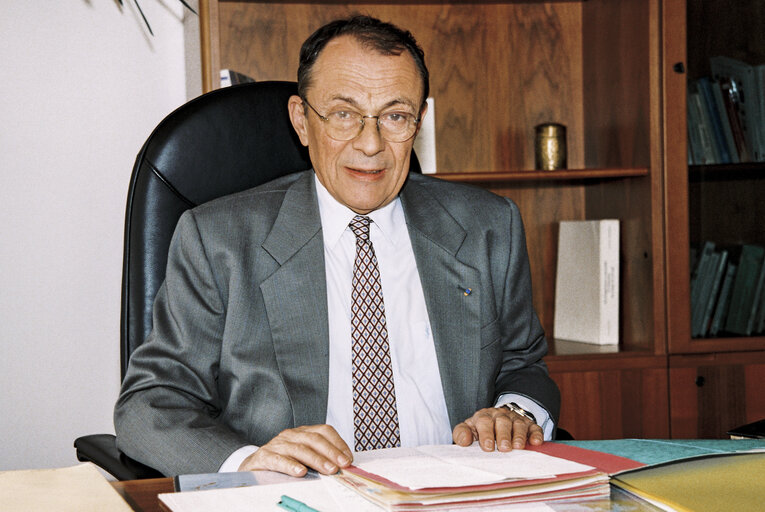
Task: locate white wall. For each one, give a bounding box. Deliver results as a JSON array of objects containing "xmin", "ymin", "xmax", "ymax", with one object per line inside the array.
[{"xmin": 0, "ymin": 1, "xmax": 192, "ymax": 471}]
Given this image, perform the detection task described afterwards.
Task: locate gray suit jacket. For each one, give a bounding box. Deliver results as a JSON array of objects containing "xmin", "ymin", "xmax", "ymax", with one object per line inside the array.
[{"xmin": 114, "ymin": 170, "xmax": 560, "ymax": 476}]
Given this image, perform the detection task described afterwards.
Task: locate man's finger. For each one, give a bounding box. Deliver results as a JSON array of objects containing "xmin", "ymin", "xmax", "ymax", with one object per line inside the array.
[
  {"xmin": 242, "ymin": 449, "xmax": 307, "ymax": 476},
  {"xmin": 493, "ymin": 413, "xmax": 514, "ymax": 451},
  {"xmin": 452, "ymin": 423, "xmax": 475, "ymax": 446},
  {"xmin": 472, "ymin": 411, "xmax": 500, "ymax": 451},
  {"xmin": 511, "ymin": 417, "xmax": 530, "ymax": 449},
  {"xmin": 528, "ymin": 424, "xmax": 545, "ymax": 446}
]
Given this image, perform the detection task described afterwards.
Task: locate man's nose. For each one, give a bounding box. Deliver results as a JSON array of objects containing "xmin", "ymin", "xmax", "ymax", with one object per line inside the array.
[{"xmin": 352, "ymin": 116, "xmax": 385, "ymax": 155}]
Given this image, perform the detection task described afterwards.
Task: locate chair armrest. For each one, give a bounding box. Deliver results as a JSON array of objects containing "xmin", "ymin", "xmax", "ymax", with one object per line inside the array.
[
  {"xmin": 74, "ymin": 434, "xmax": 163, "ymax": 481},
  {"xmin": 555, "ymin": 427, "xmax": 575, "ymax": 440}
]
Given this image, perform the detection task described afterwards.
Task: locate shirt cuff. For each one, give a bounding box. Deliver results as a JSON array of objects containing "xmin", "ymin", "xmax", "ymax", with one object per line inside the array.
[
  {"xmin": 495, "ymin": 394, "xmax": 555, "ymax": 441},
  {"xmin": 219, "ymin": 445, "xmax": 258, "ymax": 472}
]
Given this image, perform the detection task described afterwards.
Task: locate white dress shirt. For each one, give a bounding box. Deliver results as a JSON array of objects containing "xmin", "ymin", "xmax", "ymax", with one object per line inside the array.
[{"xmin": 220, "ymin": 175, "xmax": 551, "ymax": 471}]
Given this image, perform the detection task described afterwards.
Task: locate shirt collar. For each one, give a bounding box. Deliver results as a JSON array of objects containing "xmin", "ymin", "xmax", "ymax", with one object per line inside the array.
[{"xmin": 314, "ymin": 173, "xmax": 405, "ymax": 248}]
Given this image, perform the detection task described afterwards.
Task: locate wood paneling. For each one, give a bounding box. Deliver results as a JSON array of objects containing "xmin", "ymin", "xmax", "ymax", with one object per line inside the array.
[
  {"xmin": 550, "ymin": 365, "xmax": 669, "ymax": 440},
  {"xmin": 215, "ymin": 2, "xmax": 585, "ymax": 174},
  {"xmin": 670, "ymin": 352, "xmax": 765, "ymax": 438}
]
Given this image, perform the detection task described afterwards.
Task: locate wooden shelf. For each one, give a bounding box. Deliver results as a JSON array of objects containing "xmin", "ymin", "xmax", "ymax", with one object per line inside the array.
[{"xmin": 434, "ymin": 167, "xmax": 649, "ymax": 183}]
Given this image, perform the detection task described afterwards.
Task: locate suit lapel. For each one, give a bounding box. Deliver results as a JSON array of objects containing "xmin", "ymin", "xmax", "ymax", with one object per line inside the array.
[
  {"xmin": 260, "ymin": 172, "xmax": 330, "ymax": 427},
  {"xmin": 400, "ymin": 176, "xmax": 482, "ymax": 428}
]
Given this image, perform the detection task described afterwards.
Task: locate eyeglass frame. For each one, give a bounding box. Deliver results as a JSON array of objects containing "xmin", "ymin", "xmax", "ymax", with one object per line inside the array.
[{"xmin": 301, "ymin": 97, "xmax": 422, "ymax": 143}]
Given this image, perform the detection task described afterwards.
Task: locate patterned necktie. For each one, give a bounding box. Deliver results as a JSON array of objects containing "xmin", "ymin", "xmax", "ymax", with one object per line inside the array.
[{"xmin": 349, "ymin": 214, "xmax": 401, "ymax": 451}]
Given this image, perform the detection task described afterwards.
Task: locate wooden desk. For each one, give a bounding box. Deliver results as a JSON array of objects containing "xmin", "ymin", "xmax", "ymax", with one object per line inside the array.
[
  {"xmin": 113, "ymin": 478, "xmax": 173, "ymax": 512},
  {"xmin": 112, "ymin": 477, "xmax": 655, "ymax": 511}
]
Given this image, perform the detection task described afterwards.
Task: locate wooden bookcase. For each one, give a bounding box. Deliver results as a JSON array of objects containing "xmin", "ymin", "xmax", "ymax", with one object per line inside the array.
[
  {"xmin": 663, "ymin": 0, "xmax": 765, "ymax": 437},
  {"xmin": 198, "ymin": 0, "xmax": 672, "ymax": 440}
]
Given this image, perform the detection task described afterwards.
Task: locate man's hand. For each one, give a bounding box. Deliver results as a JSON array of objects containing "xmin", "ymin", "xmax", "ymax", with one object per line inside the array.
[
  {"xmin": 238, "ymin": 424, "xmax": 353, "ymax": 476},
  {"xmin": 452, "ymin": 407, "xmax": 544, "ymax": 452}
]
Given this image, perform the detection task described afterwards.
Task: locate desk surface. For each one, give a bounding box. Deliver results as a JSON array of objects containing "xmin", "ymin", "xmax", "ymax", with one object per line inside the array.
[
  {"xmin": 113, "ymin": 478, "xmax": 172, "ymax": 512},
  {"xmin": 113, "ymin": 439, "xmax": 765, "ymax": 512},
  {"xmin": 112, "ymin": 477, "xmax": 660, "ymax": 512}
]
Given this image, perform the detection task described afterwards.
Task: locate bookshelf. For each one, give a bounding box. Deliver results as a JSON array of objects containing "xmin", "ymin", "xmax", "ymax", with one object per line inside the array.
[
  {"xmin": 664, "ymin": 0, "xmax": 765, "ymax": 437},
  {"xmin": 198, "ymin": 0, "xmax": 670, "ymax": 439}
]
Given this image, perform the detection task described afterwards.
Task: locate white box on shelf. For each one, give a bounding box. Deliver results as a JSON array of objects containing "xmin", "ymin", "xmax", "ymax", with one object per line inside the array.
[{"xmin": 554, "ymin": 219, "xmax": 620, "ymax": 345}]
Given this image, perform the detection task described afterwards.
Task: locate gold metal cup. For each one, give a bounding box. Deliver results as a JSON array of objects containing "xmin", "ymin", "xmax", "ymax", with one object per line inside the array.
[{"xmin": 535, "ymin": 123, "xmax": 567, "ymax": 170}]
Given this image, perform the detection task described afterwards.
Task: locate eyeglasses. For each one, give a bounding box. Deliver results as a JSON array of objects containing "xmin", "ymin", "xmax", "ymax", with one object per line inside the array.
[{"xmin": 302, "ymin": 98, "xmax": 420, "ymax": 143}]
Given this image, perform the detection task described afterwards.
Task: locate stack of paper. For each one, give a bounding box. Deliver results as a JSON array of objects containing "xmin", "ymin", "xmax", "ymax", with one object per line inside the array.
[{"xmin": 334, "ymin": 444, "xmax": 638, "ymax": 511}]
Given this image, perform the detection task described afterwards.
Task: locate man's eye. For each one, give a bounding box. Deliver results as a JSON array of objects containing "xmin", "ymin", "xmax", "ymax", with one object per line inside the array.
[
  {"xmin": 330, "ymin": 111, "xmax": 355, "ymax": 120},
  {"xmin": 384, "ymin": 112, "xmax": 409, "ymax": 123}
]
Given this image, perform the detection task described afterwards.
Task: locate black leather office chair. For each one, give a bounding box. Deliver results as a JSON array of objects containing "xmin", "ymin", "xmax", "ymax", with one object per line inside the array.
[{"xmin": 74, "ymin": 81, "xmax": 314, "ymax": 480}]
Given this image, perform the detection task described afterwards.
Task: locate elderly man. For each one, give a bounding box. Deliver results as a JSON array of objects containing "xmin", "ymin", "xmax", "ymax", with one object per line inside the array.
[{"xmin": 115, "ymin": 15, "xmax": 560, "ymax": 478}]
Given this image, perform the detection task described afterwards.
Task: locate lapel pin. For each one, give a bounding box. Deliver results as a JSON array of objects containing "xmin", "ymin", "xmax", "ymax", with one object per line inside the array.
[{"xmin": 461, "ymin": 287, "xmax": 472, "ymax": 296}]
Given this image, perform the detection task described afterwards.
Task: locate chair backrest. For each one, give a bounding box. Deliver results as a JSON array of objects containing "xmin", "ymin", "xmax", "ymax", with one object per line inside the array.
[{"xmin": 120, "ymin": 81, "xmax": 311, "ymax": 377}]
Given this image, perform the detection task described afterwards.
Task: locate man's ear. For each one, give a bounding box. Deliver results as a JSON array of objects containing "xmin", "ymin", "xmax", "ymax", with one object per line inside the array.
[{"xmin": 288, "ymin": 95, "xmax": 310, "ymax": 147}]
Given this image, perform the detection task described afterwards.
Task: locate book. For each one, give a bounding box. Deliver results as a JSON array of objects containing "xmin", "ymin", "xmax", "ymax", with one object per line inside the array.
[
  {"xmin": 687, "ymin": 86, "xmax": 720, "ymax": 164},
  {"xmin": 745, "ymin": 260, "xmax": 765, "ymax": 335},
  {"xmin": 689, "ymin": 241, "xmax": 715, "ymax": 333},
  {"xmin": 724, "ymin": 244, "xmax": 765, "ymax": 335},
  {"xmin": 718, "ymin": 76, "xmax": 752, "ymax": 162},
  {"xmin": 754, "ymin": 63, "xmax": 765, "ymax": 161},
  {"xmin": 220, "ymin": 69, "xmax": 255, "ymax": 88},
  {"xmin": 755, "ymin": 272, "xmax": 765, "ymax": 334},
  {"xmin": 710, "ymin": 56, "xmax": 761, "ymax": 162},
  {"xmin": 709, "ymin": 262, "xmax": 737, "ymax": 337},
  {"xmin": 697, "ymin": 249, "xmax": 728, "ymax": 338},
  {"xmin": 686, "ymin": 88, "xmax": 708, "ymax": 165},
  {"xmin": 554, "ymin": 219, "xmax": 620, "ymax": 345},
  {"xmin": 709, "ymin": 79, "xmax": 740, "ymax": 163},
  {"xmin": 696, "ymin": 77, "xmax": 731, "ymax": 163},
  {"xmin": 413, "ymin": 97, "xmax": 437, "ymax": 174}
]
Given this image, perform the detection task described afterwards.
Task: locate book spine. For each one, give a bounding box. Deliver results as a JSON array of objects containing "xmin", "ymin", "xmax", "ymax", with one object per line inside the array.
[
  {"xmin": 686, "ymin": 88, "xmax": 706, "ymax": 165},
  {"xmin": 691, "ymin": 247, "xmax": 718, "ymax": 338},
  {"xmin": 745, "ymin": 263, "xmax": 765, "ymax": 335},
  {"xmin": 725, "ymin": 245, "xmax": 765, "ymax": 335},
  {"xmin": 699, "ymin": 250, "xmax": 728, "ymax": 338},
  {"xmin": 689, "ymin": 90, "xmax": 719, "ymax": 164},
  {"xmin": 709, "ymin": 263, "xmax": 737, "ymax": 337},
  {"xmin": 690, "ymin": 241, "xmax": 716, "ymax": 329},
  {"xmin": 710, "ymin": 80, "xmax": 740, "ymax": 163},
  {"xmin": 719, "ymin": 79, "xmax": 751, "ymax": 162},
  {"xmin": 710, "ymin": 56, "xmax": 758, "ymax": 162},
  {"xmin": 697, "ymin": 77, "xmax": 731, "ymax": 163},
  {"xmin": 600, "ymin": 220, "xmax": 619, "ymax": 345},
  {"xmin": 755, "ymin": 64, "xmax": 765, "ymax": 161}
]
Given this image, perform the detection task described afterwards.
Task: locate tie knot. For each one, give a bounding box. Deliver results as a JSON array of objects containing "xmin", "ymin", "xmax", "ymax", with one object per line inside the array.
[{"xmin": 349, "ymin": 215, "xmax": 371, "ymax": 241}]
